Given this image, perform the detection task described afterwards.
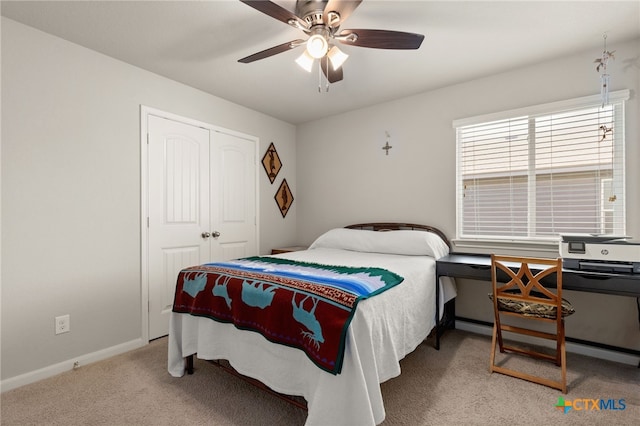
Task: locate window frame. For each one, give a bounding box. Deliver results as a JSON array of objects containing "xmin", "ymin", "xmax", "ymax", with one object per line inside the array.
[{"xmin": 453, "ymin": 90, "xmax": 629, "ymax": 248}]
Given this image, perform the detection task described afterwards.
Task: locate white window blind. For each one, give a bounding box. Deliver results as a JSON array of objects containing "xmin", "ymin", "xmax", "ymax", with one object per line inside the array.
[{"xmin": 454, "ymin": 91, "xmax": 628, "ymax": 242}]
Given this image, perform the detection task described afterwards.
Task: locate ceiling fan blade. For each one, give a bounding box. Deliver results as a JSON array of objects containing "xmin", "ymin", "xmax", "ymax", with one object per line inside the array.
[
  {"xmin": 238, "ymin": 39, "xmax": 305, "ymax": 63},
  {"xmin": 240, "ymin": 0, "xmax": 308, "ymax": 29},
  {"xmin": 337, "ymin": 29, "xmax": 425, "ymax": 49},
  {"xmin": 323, "ymin": 0, "xmax": 363, "ymax": 27},
  {"xmin": 320, "ymin": 57, "xmax": 344, "ymax": 83}
]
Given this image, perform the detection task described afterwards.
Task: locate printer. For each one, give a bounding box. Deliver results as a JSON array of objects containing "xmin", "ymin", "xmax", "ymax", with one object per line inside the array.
[{"xmin": 560, "ymin": 234, "xmax": 640, "ymax": 274}]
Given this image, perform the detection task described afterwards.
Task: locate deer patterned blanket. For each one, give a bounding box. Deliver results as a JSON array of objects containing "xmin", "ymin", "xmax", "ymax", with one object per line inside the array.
[{"xmin": 172, "ymin": 256, "xmax": 404, "ymax": 374}]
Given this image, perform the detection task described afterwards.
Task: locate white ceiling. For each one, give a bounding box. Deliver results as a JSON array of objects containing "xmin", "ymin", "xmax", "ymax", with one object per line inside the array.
[{"xmin": 2, "ymin": 1, "xmax": 639, "ymax": 124}]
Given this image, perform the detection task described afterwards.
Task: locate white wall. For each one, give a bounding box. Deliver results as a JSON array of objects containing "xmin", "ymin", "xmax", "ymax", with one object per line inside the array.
[
  {"xmin": 296, "ymin": 38, "xmax": 640, "ymax": 351},
  {"xmin": 1, "ymin": 18, "xmax": 298, "ymax": 385}
]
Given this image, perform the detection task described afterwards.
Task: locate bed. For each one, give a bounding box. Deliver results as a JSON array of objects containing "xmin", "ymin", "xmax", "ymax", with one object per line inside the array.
[{"xmin": 168, "ymin": 223, "xmax": 456, "ymax": 425}]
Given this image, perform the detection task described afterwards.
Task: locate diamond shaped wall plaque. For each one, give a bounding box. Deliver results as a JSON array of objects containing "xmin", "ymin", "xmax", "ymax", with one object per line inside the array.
[
  {"xmin": 262, "ymin": 142, "xmax": 282, "ymax": 184},
  {"xmin": 275, "ymin": 179, "xmax": 294, "ymax": 218}
]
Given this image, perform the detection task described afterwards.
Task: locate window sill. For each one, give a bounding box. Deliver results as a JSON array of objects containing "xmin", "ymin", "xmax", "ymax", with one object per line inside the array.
[{"xmin": 452, "ymin": 238, "xmax": 560, "ymax": 256}]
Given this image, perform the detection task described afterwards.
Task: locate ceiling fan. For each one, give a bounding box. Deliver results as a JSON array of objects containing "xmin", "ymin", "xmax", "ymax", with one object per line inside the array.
[{"xmin": 238, "ymin": 0, "xmax": 425, "ymax": 85}]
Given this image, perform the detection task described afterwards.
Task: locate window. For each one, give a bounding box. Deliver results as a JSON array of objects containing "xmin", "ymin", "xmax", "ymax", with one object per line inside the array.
[{"xmin": 454, "ymin": 91, "xmax": 628, "ymax": 243}]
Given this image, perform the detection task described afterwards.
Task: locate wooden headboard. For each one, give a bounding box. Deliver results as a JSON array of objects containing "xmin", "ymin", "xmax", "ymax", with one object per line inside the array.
[{"xmin": 345, "ymin": 222, "xmax": 451, "ymax": 248}]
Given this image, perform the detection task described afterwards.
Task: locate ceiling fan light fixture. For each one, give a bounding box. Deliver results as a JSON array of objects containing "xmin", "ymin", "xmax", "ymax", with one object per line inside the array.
[
  {"xmin": 306, "ymin": 34, "xmax": 329, "ymax": 59},
  {"xmin": 328, "ymin": 46, "xmax": 348, "ymax": 70},
  {"xmin": 295, "ymin": 50, "xmax": 315, "ymax": 72},
  {"xmin": 238, "ymin": 0, "xmax": 426, "ymax": 90}
]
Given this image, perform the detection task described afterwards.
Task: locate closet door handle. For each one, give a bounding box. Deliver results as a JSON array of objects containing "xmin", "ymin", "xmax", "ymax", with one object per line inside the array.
[
  {"xmin": 201, "ymin": 232, "xmax": 211, "ymax": 239},
  {"xmin": 212, "ymin": 231, "xmax": 221, "ymax": 238}
]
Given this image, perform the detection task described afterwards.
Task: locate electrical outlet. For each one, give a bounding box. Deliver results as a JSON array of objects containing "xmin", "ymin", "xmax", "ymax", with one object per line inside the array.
[{"xmin": 55, "ymin": 315, "xmax": 70, "ymax": 335}]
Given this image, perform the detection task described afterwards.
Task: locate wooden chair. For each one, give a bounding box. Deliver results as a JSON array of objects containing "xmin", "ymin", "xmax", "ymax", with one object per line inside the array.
[{"xmin": 489, "ymin": 255, "xmax": 575, "ymax": 393}]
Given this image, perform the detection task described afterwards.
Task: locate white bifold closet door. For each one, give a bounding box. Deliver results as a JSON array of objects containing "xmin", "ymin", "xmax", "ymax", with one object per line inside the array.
[{"xmin": 147, "ymin": 115, "xmax": 256, "ymax": 339}]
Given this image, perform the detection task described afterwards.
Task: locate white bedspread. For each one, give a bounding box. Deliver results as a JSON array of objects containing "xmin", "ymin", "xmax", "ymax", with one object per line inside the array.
[{"xmin": 168, "ymin": 248, "xmax": 456, "ymax": 425}]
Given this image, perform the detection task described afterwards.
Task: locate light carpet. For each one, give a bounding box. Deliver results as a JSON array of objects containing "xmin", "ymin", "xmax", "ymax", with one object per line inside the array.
[{"xmin": 2, "ymin": 330, "xmax": 638, "ymax": 425}]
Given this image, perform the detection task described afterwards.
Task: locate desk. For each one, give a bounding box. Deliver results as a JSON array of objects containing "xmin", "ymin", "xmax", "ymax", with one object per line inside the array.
[
  {"xmin": 436, "ymin": 253, "xmax": 640, "ymax": 363},
  {"xmin": 437, "ymin": 253, "xmax": 640, "ymax": 298}
]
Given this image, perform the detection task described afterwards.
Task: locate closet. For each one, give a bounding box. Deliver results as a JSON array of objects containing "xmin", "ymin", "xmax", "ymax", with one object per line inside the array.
[{"xmin": 144, "ymin": 111, "xmax": 258, "ymax": 339}]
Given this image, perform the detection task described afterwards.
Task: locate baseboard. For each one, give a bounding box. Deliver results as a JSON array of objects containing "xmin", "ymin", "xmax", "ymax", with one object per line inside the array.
[
  {"xmin": 456, "ymin": 320, "xmax": 640, "ymax": 367},
  {"xmin": 1, "ymin": 338, "xmax": 146, "ymax": 393}
]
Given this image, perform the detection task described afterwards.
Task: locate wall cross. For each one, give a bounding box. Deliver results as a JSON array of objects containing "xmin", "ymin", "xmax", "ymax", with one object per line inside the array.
[
  {"xmin": 382, "ymin": 141, "xmax": 392, "ymax": 155},
  {"xmin": 382, "ymin": 131, "xmax": 392, "ymax": 155}
]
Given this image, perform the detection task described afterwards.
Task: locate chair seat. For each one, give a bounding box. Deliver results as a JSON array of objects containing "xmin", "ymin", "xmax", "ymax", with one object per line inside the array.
[{"xmin": 488, "ymin": 291, "xmax": 575, "ymax": 319}]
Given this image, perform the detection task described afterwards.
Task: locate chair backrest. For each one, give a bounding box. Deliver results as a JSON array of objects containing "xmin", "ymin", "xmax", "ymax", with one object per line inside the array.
[{"xmin": 491, "ymin": 255, "xmax": 563, "ymax": 318}]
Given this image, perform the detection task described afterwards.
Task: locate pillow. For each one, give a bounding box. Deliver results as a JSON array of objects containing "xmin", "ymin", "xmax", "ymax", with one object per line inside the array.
[{"xmin": 308, "ymin": 228, "xmax": 450, "ymax": 258}]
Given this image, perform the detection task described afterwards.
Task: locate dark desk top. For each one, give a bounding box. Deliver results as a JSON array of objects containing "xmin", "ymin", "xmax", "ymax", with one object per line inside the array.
[{"xmin": 437, "ymin": 253, "xmax": 640, "ymax": 298}]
